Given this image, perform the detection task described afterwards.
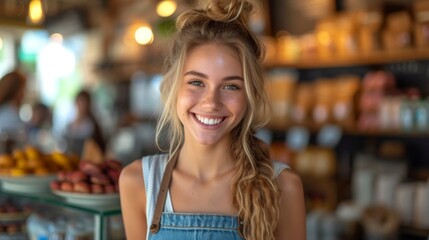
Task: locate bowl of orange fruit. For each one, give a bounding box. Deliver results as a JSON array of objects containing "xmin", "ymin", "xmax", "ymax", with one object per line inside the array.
[{"xmin": 0, "ymin": 146, "xmax": 79, "ymax": 193}]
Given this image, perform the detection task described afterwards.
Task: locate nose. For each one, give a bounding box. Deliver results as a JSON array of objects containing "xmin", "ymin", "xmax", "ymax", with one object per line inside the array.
[{"xmin": 201, "ymin": 88, "xmax": 222, "ymax": 111}]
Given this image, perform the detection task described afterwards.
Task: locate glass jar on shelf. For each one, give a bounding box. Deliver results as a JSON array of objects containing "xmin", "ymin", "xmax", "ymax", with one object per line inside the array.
[
  {"xmin": 415, "ymin": 99, "xmax": 429, "ymax": 131},
  {"xmin": 399, "ymin": 99, "xmax": 415, "ymax": 131}
]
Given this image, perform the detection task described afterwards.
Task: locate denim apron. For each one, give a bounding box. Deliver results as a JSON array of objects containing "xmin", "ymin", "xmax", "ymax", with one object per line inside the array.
[
  {"xmin": 147, "ymin": 154, "xmax": 244, "ymax": 240},
  {"xmin": 148, "ymin": 213, "xmax": 244, "ymax": 240}
]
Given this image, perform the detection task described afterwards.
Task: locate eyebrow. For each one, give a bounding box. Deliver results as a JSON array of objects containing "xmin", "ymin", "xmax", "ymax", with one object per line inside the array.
[{"xmin": 184, "ymin": 71, "xmax": 244, "ymax": 81}]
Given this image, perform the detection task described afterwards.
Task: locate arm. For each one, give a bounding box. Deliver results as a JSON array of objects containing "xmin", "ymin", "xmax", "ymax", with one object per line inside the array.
[
  {"xmin": 119, "ymin": 160, "xmax": 147, "ymax": 239},
  {"xmin": 274, "ymin": 170, "xmax": 306, "ymax": 240}
]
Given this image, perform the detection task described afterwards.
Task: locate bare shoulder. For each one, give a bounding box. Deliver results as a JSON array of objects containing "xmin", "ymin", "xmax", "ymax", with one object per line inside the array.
[
  {"xmin": 276, "ymin": 169, "xmax": 304, "ymax": 194},
  {"xmin": 120, "ymin": 159, "xmax": 148, "ymax": 239},
  {"xmin": 119, "ymin": 159, "xmax": 144, "ymax": 189},
  {"xmin": 274, "ymin": 169, "xmax": 306, "ymax": 240}
]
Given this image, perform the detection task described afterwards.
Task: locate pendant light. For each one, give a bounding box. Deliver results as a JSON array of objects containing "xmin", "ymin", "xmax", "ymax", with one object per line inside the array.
[{"xmin": 28, "ymin": 0, "xmax": 45, "ymax": 25}]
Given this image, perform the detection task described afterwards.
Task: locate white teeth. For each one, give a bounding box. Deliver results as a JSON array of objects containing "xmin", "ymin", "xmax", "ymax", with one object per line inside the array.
[{"xmin": 195, "ymin": 114, "xmax": 223, "ymax": 125}]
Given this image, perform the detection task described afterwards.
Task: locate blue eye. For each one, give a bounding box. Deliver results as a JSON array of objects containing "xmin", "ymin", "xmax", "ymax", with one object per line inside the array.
[
  {"xmin": 225, "ymin": 84, "xmax": 240, "ymax": 90},
  {"xmin": 189, "ymin": 81, "xmax": 203, "ymax": 87}
]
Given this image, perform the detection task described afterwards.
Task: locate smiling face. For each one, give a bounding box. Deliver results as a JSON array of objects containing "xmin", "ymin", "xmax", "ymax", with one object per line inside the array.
[{"xmin": 177, "ymin": 43, "xmax": 246, "ymax": 147}]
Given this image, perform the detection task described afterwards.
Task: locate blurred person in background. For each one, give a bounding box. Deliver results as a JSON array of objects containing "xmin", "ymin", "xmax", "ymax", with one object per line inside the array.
[
  {"xmin": 27, "ymin": 102, "xmax": 52, "ymax": 133},
  {"xmin": 0, "ymin": 71, "xmax": 27, "ymax": 133},
  {"xmin": 64, "ymin": 89, "xmax": 105, "ymax": 157},
  {"xmin": 0, "ymin": 71, "xmax": 27, "ymax": 153},
  {"xmin": 26, "ymin": 101, "xmax": 53, "ymax": 150}
]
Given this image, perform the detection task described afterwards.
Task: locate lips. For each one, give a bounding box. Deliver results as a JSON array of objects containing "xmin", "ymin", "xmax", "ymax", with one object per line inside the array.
[{"xmin": 194, "ymin": 114, "xmax": 225, "ymax": 126}]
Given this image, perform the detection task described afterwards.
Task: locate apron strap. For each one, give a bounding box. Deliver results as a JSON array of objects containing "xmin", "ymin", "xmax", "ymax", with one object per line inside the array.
[{"xmin": 149, "ymin": 153, "xmax": 179, "ymax": 234}]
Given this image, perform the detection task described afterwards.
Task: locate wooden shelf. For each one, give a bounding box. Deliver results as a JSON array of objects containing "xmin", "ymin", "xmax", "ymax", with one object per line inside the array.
[
  {"xmin": 0, "ymin": 18, "xmax": 43, "ymax": 29},
  {"xmin": 270, "ymin": 124, "xmax": 429, "ymax": 138},
  {"xmin": 401, "ymin": 225, "xmax": 429, "ymax": 237},
  {"xmin": 94, "ymin": 59, "xmax": 163, "ymax": 81},
  {"xmin": 265, "ymin": 48, "xmax": 429, "ymax": 69},
  {"xmin": 343, "ymin": 129, "xmax": 429, "ymax": 138}
]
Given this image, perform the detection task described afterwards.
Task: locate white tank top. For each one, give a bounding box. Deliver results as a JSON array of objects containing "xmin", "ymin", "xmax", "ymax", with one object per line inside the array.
[{"xmin": 142, "ymin": 154, "xmax": 290, "ymax": 238}]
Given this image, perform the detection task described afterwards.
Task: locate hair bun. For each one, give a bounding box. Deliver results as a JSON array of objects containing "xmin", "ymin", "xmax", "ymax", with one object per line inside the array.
[{"xmin": 200, "ymin": 0, "xmax": 256, "ymax": 23}]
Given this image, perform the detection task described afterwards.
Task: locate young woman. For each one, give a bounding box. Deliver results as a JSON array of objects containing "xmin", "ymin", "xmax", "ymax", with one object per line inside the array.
[{"xmin": 119, "ymin": 0, "xmax": 306, "ymax": 239}]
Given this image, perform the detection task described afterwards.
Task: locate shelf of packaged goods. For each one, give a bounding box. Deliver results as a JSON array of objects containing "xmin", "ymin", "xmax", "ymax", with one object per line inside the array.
[
  {"xmin": 265, "ymin": 48, "xmax": 429, "ymax": 69},
  {"xmin": 0, "ymin": 189, "xmax": 121, "ymax": 240}
]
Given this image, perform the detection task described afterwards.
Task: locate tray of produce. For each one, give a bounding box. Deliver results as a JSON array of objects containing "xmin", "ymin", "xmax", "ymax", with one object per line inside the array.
[
  {"xmin": 50, "ymin": 159, "xmax": 123, "ymax": 206},
  {"xmin": 0, "ymin": 146, "xmax": 79, "ymax": 193},
  {"xmin": 0, "ymin": 175, "xmax": 57, "ymax": 193},
  {"xmin": 51, "ymin": 190, "xmax": 119, "ymax": 206}
]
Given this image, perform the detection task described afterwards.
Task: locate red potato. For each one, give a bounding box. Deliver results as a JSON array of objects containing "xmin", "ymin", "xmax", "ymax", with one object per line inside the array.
[
  {"xmin": 104, "ymin": 184, "xmax": 116, "ymax": 194},
  {"xmin": 50, "ymin": 180, "xmax": 61, "ymax": 191},
  {"xmin": 60, "ymin": 181, "xmax": 74, "ymax": 192},
  {"xmin": 57, "ymin": 171, "xmax": 67, "ymax": 181},
  {"xmin": 91, "ymin": 184, "xmax": 104, "ymax": 194},
  {"xmin": 79, "ymin": 161, "xmax": 102, "ymax": 175},
  {"xmin": 68, "ymin": 170, "xmax": 88, "ymax": 183},
  {"xmin": 90, "ymin": 173, "xmax": 111, "ymax": 185},
  {"xmin": 105, "ymin": 159, "xmax": 123, "ymax": 171},
  {"xmin": 107, "ymin": 169, "xmax": 121, "ymax": 183},
  {"xmin": 99, "ymin": 162, "xmax": 109, "ymax": 171},
  {"xmin": 74, "ymin": 181, "xmax": 91, "ymax": 193},
  {"xmin": 65, "ymin": 172, "xmax": 72, "ymax": 182}
]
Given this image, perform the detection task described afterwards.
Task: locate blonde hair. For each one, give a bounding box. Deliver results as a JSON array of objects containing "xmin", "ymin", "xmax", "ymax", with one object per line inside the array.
[{"xmin": 155, "ymin": 1, "xmax": 280, "ymax": 239}]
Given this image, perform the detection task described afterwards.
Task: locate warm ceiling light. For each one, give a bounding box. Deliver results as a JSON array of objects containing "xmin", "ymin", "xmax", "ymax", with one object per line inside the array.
[
  {"xmin": 0, "ymin": 38, "xmax": 3, "ymax": 51},
  {"xmin": 135, "ymin": 26, "xmax": 154, "ymax": 45},
  {"xmin": 28, "ymin": 0, "xmax": 44, "ymax": 25},
  {"xmin": 156, "ymin": 0, "xmax": 177, "ymax": 17}
]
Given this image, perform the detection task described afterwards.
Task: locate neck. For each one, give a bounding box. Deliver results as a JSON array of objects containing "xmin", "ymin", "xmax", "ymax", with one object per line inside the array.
[{"xmin": 177, "ymin": 140, "xmax": 235, "ymax": 181}]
